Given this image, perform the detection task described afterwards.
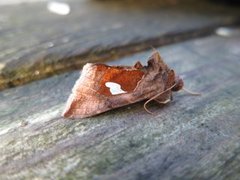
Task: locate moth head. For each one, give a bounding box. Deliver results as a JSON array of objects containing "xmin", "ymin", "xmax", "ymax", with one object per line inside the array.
[{"xmin": 172, "ymin": 75, "xmax": 184, "ymax": 91}]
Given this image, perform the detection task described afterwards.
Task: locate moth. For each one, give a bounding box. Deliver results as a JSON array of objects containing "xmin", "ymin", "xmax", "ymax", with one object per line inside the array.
[{"xmin": 62, "ymin": 51, "xmax": 199, "ymax": 119}]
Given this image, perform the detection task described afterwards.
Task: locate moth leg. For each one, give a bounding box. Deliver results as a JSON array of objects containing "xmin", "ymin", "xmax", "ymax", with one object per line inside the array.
[
  {"xmin": 154, "ymin": 98, "xmax": 171, "ymax": 104},
  {"xmin": 144, "ymin": 84, "xmax": 176, "ymax": 114},
  {"xmin": 154, "ymin": 91, "xmax": 172, "ymax": 105}
]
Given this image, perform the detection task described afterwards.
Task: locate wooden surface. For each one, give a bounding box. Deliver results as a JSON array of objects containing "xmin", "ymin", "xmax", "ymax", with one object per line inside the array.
[
  {"xmin": 0, "ymin": 0, "xmax": 240, "ymax": 90},
  {"xmin": 0, "ymin": 26, "xmax": 240, "ymax": 179}
]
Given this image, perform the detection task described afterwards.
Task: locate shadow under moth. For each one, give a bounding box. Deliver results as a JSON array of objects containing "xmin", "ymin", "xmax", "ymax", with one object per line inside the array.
[{"xmin": 62, "ymin": 51, "xmax": 199, "ymax": 119}]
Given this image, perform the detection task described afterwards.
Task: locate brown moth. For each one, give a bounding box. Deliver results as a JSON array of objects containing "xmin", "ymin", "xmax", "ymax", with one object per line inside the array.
[{"xmin": 62, "ymin": 51, "xmax": 187, "ymax": 119}]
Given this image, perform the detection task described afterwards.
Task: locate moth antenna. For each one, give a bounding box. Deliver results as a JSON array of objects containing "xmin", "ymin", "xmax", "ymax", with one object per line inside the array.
[
  {"xmin": 144, "ymin": 83, "xmax": 177, "ymax": 114},
  {"xmin": 182, "ymin": 87, "xmax": 201, "ymax": 96}
]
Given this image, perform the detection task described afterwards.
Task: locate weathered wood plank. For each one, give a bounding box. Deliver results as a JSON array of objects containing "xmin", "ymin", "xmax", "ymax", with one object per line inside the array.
[
  {"xmin": 0, "ymin": 0, "xmax": 240, "ymax": 90},
  {"xmin": 0, "ymin": 29, "xmax": 240, "ymax": 179}
]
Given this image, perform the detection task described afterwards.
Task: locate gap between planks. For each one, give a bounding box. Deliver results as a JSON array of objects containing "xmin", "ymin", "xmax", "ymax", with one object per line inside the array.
[{"xmin": 0, "ymin": 20, "xmax": 240, "ymax": 91}]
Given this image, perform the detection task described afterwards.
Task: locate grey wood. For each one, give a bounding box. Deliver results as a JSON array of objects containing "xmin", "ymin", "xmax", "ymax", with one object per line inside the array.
[
  {"xmin": 0, "ymin": 28, "xmax": 240, "ymax": 179},
  {"xmin": 0, "ymin": 0, "xmax": 240, "ymax": 90}
]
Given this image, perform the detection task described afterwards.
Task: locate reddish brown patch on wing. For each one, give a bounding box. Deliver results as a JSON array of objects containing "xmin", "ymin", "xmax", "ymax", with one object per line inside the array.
[{"xmin": 96, "ymin": 65, "xmax": 144, "ymax": 96}]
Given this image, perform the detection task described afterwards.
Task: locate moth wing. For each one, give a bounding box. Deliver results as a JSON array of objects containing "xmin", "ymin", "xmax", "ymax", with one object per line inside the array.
[
  {"xmin": 62, "ymin": 92, "xmax": 110, "ymax": 119},
  {"xmin": 62, "ymin": 63, "xmax": 144, "ymax": 119}
]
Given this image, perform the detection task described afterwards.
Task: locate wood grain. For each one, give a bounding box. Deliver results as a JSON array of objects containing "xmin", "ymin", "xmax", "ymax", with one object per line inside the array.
[
  {"xmin": 0, "ymin": 29, "xmax": 240, "ymax": 179},
  {"xmin": 0, "ymin": 0, "xmax": 240, "ymax": 90}
]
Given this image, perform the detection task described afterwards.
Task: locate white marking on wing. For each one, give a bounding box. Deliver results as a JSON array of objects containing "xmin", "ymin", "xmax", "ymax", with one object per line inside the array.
[{"xmin": 105, "ymin": 82, "xmax": 127, "ymax": 95}]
